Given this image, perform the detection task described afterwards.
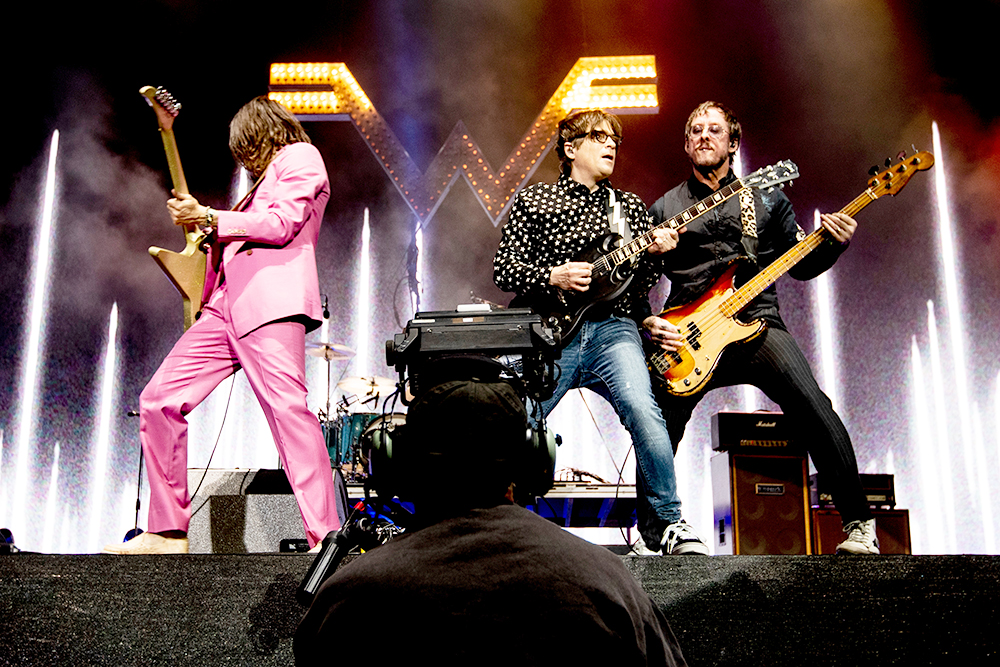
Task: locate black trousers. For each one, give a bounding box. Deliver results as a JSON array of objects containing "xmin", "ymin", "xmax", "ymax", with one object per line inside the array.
[{"xmin": 638, "ymin": 325, "xmax": 872, "ymax": 549}]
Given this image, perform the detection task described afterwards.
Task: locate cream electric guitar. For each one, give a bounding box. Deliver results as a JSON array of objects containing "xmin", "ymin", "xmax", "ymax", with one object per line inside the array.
[
  {"xmin": 140, "ymin": 85, "xmax": 207, "ymax": 330},
  {"xmin": 648, "ymin": 151, "xmax": 935, "ymax": 397}
]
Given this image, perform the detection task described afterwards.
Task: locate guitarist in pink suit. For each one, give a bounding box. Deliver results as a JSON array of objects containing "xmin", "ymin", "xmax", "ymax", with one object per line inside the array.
[
  {"xmin": 103, "ymin": 97, "xmax": 341, "ymax": 554},
  {"xmin": 642, "ymin": 101, "xmax": 877, "ymax": 554}
]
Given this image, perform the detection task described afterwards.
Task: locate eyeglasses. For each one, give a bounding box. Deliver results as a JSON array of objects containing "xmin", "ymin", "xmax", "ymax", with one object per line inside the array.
[
  {"xmin": 689, "ymin": 124, "xmax": 728, "ymax": 139},
  {"xmin": 573, "ymin": 129, "xmax": 622, "ymax": 147}
]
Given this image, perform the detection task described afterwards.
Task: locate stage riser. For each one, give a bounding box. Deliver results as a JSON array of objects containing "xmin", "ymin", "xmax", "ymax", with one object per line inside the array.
[{"xmin": 2, "ymin": 555, "xmax": 997, "ymax": 666}]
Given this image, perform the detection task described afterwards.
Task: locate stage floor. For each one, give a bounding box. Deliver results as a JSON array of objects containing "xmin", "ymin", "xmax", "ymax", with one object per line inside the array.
[{"xmin": 2, "ymin": 553, "xmax": 997, "ymax": 665}]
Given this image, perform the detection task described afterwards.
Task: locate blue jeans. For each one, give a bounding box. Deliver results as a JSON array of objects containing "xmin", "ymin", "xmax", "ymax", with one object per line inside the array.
[{"xmin": 541, "ymin": 316, "xmax": 682, "ymax": 529}]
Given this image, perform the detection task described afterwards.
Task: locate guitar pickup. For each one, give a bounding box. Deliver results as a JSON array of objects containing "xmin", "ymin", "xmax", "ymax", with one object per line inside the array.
[{"xmin": 685, "ymin": 321, "xmax": 702, "ymax": 350}]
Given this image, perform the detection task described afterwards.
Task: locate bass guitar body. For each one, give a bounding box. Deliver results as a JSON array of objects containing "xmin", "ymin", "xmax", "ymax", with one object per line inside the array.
[{"xmin": 647, "ymin": 261, "xmax": 766, "ymax": 397}]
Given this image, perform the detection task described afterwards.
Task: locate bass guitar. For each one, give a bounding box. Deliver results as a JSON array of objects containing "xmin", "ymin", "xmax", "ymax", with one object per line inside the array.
[
  {"xmin": 648, "ymin": 151, "xmax": 934, "ymax": 396},
  {"xmin": 140, "ymin": 85, "xmax": 207, "ymax": 330},
  {"xmin": 520, "ymin": 160, "xmax": 799, "ymax": 346}
]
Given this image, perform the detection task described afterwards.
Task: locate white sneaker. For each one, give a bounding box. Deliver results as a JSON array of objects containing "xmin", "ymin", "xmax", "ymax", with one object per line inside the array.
[
  {"xmin": 101, "ymin": 532, "xmax": 188, "ymax": 555},
  {"xmin": 836, "ymin": 519, "xmax": 880, "ymax": 555},
  {"xmin": 631, "ymin": 539, "xmax": 661, "ymax": 556},
  {"xmin": 661, "ymin": 520, "xmax": 710, "ymax": 556}
]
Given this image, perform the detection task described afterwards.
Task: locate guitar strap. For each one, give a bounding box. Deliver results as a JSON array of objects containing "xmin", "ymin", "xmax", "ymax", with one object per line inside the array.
[
  {"xmin": 607, "ymin": 188, "xmax": 633, "ymax": 244},
  {"xmin": 231, "ymin": 169, "xmax": 268, "ymax": 212},
  {"xmin": 738, "ymin": 186, "xmax": 759, "ymax": 262}
]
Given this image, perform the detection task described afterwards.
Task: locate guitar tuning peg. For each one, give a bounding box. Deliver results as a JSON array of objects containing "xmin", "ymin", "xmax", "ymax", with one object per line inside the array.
[
  {"xmin": 911, "ymin": 143, "xmax": 918, "ymax": 154},
  {"xmin": 884, "ymin": 157, "xmax": 892, "ymax": 168},
  {"xmin": 868, "ymin": 165, "xmax": 880, "ymax": 176},
  {"xmin": 897, "ymin": 151, "xmax": 906, "ymax": 161}
]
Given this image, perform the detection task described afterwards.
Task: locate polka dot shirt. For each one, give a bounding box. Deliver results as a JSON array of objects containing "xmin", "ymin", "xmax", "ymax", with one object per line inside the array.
[{"xmin": 493, "ymin": 174, "xmax": 660, "ymax": 322}]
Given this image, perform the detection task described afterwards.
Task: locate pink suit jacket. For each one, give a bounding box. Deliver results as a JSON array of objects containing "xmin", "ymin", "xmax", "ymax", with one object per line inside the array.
[{"xmin": 204, "ymin": 142, "xmax": 330, "ymax": 338}]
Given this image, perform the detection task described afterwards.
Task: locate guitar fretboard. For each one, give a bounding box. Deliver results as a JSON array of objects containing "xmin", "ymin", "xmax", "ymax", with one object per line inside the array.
[
  {"xmin": 720, "ymin": 188, "xmax": 877, "ymax": 316},
  {"xmin": 592, "ymin": 179, "xmax": 748, "ymax": 277}
]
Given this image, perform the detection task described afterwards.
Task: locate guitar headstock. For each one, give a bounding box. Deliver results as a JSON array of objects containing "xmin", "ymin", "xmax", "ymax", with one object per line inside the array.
[
  {"xmin": 140, "ymin": 85, "xmax": 182, "ymax": 132},
  {"xmin": 743, "ymin": 159, "xmax": 800, "ymax": 193},
  {"xmin": 867, "ymin": 151, "xmax": 935, "ymax": 198}
]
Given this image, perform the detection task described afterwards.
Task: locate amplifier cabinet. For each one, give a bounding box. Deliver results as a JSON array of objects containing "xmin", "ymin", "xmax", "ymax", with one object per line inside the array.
[
  {"xmin": 809, "ymin": 472, "xmax": 897, "ymax": 509},
  {"xmin": 811, "ymin": 509, "xmax": 912, "ymax": 554},
  {"xmin": 711, "ymin": 451, "xmax": 812, "ymax": 555}
]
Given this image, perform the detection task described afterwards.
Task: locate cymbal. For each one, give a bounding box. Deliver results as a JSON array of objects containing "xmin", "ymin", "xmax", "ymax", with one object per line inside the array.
[
  {"xmin": 306, "ymin": 342, "xmax": 356, "ymax": 361},
  {"xmin": 337, "ymin": 376, "xmax": 396, "ymax": 396}
]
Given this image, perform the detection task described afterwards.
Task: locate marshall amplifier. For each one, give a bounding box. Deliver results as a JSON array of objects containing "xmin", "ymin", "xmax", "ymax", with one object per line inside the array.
[
  {"xmin": 710, "ymin": 411, "xmax": 812, "ymax": 554},
  {"xmin": 809, "ymin": 473, "xmax": 897, "ymax": 509},
  {"xmin": 711, "ymin": 411, "xmax": 805, "ymax": 455},
  {"xmin": 712, "ymin": 451, "xmax": 812, "ymax": 555}
]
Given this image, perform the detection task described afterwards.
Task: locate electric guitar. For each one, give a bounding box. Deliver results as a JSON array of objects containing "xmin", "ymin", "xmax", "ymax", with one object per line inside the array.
[
  {"xmin": 518, "ymin": 160, "xmax": 799, "ymax": 346},
  {"xmin": 648, "ymin": 150, "xmax": 935, "ymax": 396},
  {"xmin": 140, "ymin": 85, "xmax": 207, "ymax": 330}
]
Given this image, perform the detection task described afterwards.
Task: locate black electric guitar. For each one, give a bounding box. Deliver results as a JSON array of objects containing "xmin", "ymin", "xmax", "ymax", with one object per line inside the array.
[
  {"xmin": 648, "ymin": 151, "xmax": 934, "ymax": 396},
  {"xmin": 519, "ymin": 160, "xmax": 799, "ymax": 346},
  {"xmin": 140, "ymin": 85, "xmax": 207, "ymax": 330}
]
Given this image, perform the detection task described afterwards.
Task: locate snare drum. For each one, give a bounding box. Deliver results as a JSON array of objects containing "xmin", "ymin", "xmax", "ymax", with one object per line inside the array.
[
  {"xmin": 359, "ymin": 413, "xmax": 407, "ymax": 469},
  {"xmin": 325, "ymin": 412, "xmax": 378, "ymax": 466}
]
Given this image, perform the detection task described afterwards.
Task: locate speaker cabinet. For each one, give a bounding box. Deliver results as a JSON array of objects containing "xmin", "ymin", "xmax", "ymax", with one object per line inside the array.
[
  {"xmin": 711, "ymin": 452, "xmax": 812, "ymax": 555},
  {"xmin": 811, "ymin": 509, "xmax": 912, "ymax": 554}
]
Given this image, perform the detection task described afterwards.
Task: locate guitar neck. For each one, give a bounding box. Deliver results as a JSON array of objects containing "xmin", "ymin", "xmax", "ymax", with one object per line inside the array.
[
  {"xmin": 157, "ymin": 127, "xmax": 204, "ymax": 243},
  {"xmin": 721, "ymin": 187, "xmax": 878, "ymax": 317},
  {"xmin": 594, "ymin": 179, "xmax": 747, "ymax": 275},
  {"xmin": 159, "ymin": 128, "xmax": 189, "ymax": 195}
]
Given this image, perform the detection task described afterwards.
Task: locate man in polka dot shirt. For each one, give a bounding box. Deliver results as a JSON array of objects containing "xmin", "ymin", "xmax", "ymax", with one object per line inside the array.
[{"xmin": 493, "ymin": 109, "xmax": 709, "ymax": 556}]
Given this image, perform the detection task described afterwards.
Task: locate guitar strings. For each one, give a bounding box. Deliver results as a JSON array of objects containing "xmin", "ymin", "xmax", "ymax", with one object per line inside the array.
[
  {"xmin": 650, "ymin": 154, "xmax": 921, "ymax": 383},
  {"xmin": 597, "ymin": 179, "xmax": 749, "ymax": 278},
  {"xmin": 649, "ymin": 188, "xmax": 876, "ymax": 380}
]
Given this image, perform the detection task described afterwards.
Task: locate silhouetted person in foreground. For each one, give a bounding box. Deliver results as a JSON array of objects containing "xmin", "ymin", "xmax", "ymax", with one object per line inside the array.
[{"xmin": 294, "ymin": 376, "xmax": 688, "ymax": 665}]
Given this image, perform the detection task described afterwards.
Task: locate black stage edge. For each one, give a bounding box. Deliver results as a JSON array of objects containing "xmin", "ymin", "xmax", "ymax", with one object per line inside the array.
[{"xmin": 2, "ymin": 554, "xmax": 998, "ymax": 666}]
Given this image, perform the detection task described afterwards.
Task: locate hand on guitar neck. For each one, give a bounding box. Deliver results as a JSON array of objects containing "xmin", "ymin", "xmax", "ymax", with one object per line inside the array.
[
  {"xmin": 818, "ymin": 211, "xmax": 857, "ymax": 244},
  {"xmin": 167, "ymin": 190, "xmax": 214, "ymax": 229}
]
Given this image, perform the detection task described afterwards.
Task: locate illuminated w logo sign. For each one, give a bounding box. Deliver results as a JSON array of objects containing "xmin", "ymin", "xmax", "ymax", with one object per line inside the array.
[{"xmin": 268, "ymin": 56, "xmax": 658, "ymax": 226}]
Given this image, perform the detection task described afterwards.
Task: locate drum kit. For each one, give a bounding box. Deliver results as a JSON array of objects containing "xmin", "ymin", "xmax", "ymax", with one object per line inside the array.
[{"xmin": 307, "ymin": 341, "xmax": 403, "ymax": 482}]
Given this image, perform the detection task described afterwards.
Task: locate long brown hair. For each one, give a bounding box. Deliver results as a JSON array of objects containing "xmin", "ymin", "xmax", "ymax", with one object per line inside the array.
[{"xmin": 229, "ymin": 96, "xmax": 311, "ymax": 180}]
